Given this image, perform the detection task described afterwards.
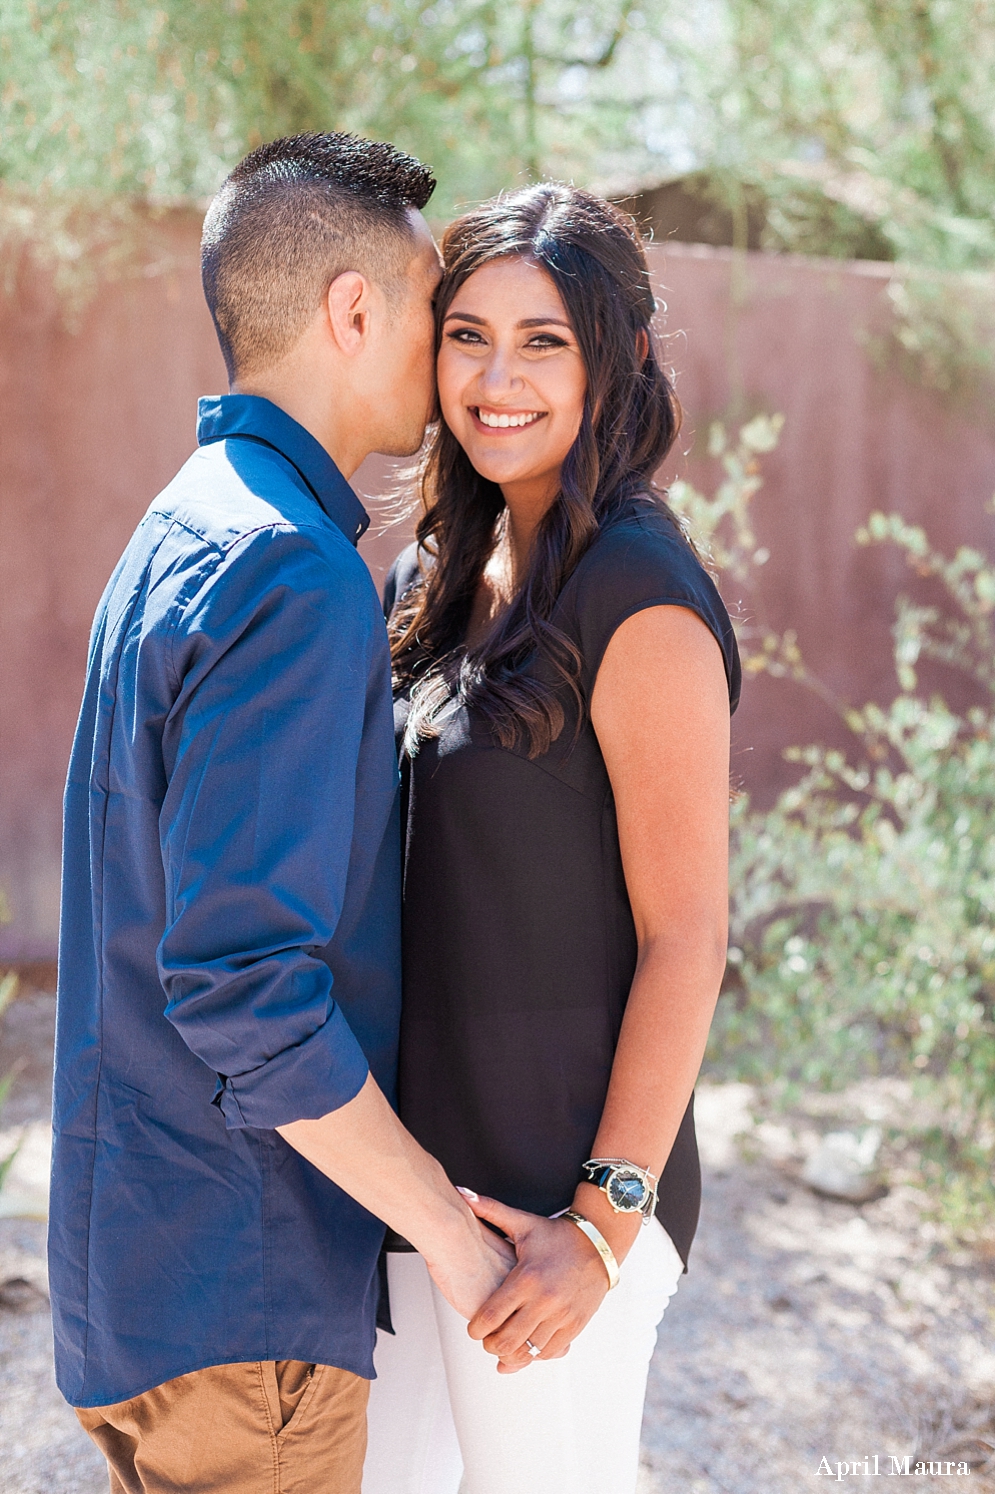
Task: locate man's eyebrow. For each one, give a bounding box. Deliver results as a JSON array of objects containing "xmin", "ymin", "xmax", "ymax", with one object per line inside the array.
[{"xmin": 443, "ymin": 310, "xmax": 572, "ymax": 329}]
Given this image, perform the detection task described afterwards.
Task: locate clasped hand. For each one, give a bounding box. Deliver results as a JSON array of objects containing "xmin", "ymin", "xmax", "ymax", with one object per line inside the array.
[{"xmin": 460, "ymin": 1192, "xmax": 612, "ymax": 1374}]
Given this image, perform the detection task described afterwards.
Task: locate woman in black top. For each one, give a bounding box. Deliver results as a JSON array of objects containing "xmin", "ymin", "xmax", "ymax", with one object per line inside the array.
[{"xmin": 363, "ymin": 185, "xmax": 740, "ymax": 1494}]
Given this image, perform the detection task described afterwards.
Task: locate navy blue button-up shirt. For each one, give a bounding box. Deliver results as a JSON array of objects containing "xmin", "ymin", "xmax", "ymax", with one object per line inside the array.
[{"xmin": 50, "ymin": 395, "xmax": 401, "ymax": 1408}]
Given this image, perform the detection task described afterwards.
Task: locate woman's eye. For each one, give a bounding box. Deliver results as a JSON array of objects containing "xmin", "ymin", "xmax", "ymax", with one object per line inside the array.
[
  {"xmin": 448, "ymin": 327, "xmax": 486, "ymax": 345},
  {"xmin": 527, "ymin": 334, "xmax": 566, "ymax": 350}
]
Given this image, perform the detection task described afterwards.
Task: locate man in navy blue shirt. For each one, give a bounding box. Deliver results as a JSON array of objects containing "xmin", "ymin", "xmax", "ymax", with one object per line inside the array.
[{"xmin": 52, "ymin": 133, "xmax": 511, "ymax": 1493}]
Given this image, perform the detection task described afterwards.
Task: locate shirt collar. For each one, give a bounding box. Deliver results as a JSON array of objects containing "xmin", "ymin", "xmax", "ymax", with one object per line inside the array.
[{"xmin": 196, "ymin": 394, "xmax": 370, "ymax": 547}]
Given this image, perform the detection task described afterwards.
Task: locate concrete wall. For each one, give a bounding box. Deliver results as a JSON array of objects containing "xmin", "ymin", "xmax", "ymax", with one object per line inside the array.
[{"xmin": 2, "ymin": 217, "xmax": 993, "ymax": 959}]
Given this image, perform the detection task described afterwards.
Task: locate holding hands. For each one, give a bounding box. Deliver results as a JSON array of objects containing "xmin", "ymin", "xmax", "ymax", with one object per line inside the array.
[
  {"xmin": 457, "ymin": 1190, "xmax": 626, "ymax": 1374},
  {"xmin": 418, "ymin": 1195, "xmax": 516, "ymax": 1320}
]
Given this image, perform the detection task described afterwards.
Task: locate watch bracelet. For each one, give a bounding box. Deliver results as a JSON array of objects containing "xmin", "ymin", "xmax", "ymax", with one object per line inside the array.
[
  {"xmin": 581, "ymin": 1158, "xmax": 659, "ymax": 1220},
  {"xmin": 584, "ymin": 1156, "xmax": 659, "ymax": 1178},
  {"xmin": 562, "ymin": 1210, "xmax": 621, "ymax": 1290}
]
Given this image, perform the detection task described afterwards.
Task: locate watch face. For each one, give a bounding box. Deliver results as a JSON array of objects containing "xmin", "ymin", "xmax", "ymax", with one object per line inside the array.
[{"xmin": 606, "ymin": 1169, "xmax": 648, "ymax": 1212}]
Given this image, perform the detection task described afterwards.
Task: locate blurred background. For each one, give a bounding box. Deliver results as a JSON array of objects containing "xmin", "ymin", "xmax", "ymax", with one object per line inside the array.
[{"xmin": 1, "ymin": 3, "xmax": 995, "ymax": 1489}]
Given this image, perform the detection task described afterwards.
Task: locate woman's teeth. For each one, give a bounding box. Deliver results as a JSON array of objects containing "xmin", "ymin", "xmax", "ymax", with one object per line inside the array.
[{"xmin": 476, "ymin": 410, "xmax": 543, "ymax": 428}]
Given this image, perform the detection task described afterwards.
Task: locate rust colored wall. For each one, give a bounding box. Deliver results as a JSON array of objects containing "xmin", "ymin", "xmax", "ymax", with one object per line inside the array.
[
  {"xmin": 652, "ymin": 244, "xmax": 995, "ymax": 800},
  {"xmin": 1, "ymin": 227, "xmax": 993, "ymax": 959},
  {"xmin": 0, "ymin": 218, "xmax": 225, "ymax": 960}
]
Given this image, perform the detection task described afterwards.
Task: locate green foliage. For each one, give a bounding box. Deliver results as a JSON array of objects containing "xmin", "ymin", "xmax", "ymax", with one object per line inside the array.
[
  {"xmin": 669, "ymin": 415, "xmax": 840, "ymax": 710},
  {"xmin": 0, "ymin": 970, "xmax": 19, "ymax": 1190},
  {"xmin": 5, "ymin": 0, "xmax": 993, "ymax": 266},
  {"xmin": 0, "ymin": 0, "xmax": 649, "ymax": 308},
  {"xmin": 669, "ymin": 413, "xmax": 782, "ymax": 586},
  {"xmin": 718, "ymin": 0, "xmax": 995, "ymax": 272},
  {"xmin": 877, "ymin": 269, "xmax": 995, "ymax": 399},
  {"xmin": 0, "ymin": 0, "xmax": 637, "ymax": 213},
  {"xmin": 1, "ymin": 0, "xmax": 993, "ymax": 386},
  {"xmin": 607, "ymin": 1, "xmax": 995, "ymax": 392},
  {"xmin": 670, "ymin": 420, "xmax": 995, "ymax": 1235},
  {"xmin": 720, "ymin": 0, "xmax": 995, "ymax": 391},
  {"xmin": 0, "ymin": 970, "xmax": 17, "ymax": 1025},
  {"xmin": 722, "ymin": 705, "xmax": 995, "ymax": 1107}
]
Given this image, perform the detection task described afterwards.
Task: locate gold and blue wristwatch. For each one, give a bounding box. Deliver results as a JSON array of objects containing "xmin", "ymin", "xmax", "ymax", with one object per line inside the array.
[{"xmin": 581, "ymin": 1157, "xmax": 658, "ymax": 1223}]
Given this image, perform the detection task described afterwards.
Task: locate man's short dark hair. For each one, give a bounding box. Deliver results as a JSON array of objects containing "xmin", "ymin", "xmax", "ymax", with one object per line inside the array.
[{"xmin": 201, "ymin": 132, "xmax": 436, "ymax": 380}]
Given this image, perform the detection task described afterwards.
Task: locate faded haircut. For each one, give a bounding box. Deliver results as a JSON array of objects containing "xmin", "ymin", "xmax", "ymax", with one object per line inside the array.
[{"xmin": 201, "ymin": 131, "xmax": 436, "ymax": 381}]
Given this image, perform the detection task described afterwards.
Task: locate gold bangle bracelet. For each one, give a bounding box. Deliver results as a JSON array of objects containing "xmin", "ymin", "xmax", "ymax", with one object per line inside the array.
[{"xmin": 562, "ymin": 1210, "xmax": 620, "ymax": 1290}]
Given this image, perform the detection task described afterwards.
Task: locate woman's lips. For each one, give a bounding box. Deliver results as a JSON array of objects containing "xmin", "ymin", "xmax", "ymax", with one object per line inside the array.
[{"xmin": 469, "ymin": 407, "xmax": 548, "ymax": 432}]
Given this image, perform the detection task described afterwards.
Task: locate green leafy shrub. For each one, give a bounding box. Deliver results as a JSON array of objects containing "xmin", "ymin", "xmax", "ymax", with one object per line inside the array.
[
  {"xmin": 0, "ymin": 969, "xmax": 20, "ymax": 1190},
  {"xmin": 669, "ymin": 425, "xmax": 995, "ymax": 1236}
]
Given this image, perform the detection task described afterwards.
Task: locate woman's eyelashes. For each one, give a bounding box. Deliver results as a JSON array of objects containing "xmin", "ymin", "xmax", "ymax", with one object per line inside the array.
[{"xmin": 445, "ymin": 326, "xmax": 569, "ymax": 352}]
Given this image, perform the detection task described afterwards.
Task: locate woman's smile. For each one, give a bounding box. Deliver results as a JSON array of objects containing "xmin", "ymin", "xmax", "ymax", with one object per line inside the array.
[{"xmin": 470, "ymin": 405, "xmax": 548, "ymax": 431}]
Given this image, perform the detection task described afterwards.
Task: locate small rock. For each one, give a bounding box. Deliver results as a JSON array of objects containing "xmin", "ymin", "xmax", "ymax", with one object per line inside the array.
[
  {"xmin": 802, "ymin": 1127, "xmax": 884, "ymax": 1203},
  {"xmin": 0, "ymin": 1275, "xmax": 48, "ymax": 1312}
]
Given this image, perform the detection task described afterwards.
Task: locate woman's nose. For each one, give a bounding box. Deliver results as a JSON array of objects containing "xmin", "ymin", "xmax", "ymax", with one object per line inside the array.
[{"xmin": 476, "ymin": 347, "xmax": 523, "ymax": 399}]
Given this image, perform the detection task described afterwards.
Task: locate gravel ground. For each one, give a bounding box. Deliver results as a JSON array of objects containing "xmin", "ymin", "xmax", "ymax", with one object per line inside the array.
[
  {"xmin": 639, "ymin": 1086, "xmax": 995, "ymax": 1492},
  {"xmin": 2, "ymin": 987, "xmax": 994, "ymax": 1494},
  {"xmin": 0, "ymin": 988, "xmax": 107, "ymax": 1493}
]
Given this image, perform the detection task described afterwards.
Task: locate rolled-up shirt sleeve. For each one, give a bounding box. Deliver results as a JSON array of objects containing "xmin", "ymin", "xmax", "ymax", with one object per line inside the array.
[{"xmin": 157, "ymin": 523, "xmax": 378, "ymax": 1130}]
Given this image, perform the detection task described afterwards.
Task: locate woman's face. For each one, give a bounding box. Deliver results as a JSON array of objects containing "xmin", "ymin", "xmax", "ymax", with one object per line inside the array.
[{"xmin": 437, "ymin": 256, "xmax": 587, "ymax": 503}]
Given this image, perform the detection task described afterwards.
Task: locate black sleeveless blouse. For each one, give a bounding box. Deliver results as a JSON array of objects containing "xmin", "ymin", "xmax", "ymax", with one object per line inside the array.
[{"xmin": 384, "ymin": 496, "xmax": 741, "ymax": 1266}]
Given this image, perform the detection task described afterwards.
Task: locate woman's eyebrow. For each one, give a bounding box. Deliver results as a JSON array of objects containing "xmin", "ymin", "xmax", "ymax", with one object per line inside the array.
[{"xmin": 442, "ymin": 310, "xmax": 571, "ymax": 329}]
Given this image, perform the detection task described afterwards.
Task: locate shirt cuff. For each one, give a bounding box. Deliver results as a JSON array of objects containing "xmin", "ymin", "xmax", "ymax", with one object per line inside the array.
[{"xmin": 212, "ymin": 1003, "xmax": 370, "ymax": 1130}]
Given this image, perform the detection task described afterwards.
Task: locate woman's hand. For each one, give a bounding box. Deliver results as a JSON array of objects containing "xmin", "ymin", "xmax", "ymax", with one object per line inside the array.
[{"xmin": 461, "ymin": 1193, "xmax": 614, "ymax": 1373}]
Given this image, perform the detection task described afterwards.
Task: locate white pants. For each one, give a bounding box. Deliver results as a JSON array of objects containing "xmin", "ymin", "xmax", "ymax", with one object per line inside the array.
[{"xmin": 362, "ymin": 1220, "xmax": 683, "ymax": 1494}]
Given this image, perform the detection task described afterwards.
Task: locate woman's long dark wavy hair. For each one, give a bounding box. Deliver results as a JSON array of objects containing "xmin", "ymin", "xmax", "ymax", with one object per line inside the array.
[{"xmin": 389, "ymin": 182, "xmax": 683, "ymax": 759}]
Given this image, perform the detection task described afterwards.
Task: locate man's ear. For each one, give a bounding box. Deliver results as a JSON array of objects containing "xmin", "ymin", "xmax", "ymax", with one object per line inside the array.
[{"xmin": 326, "ymin": 270, "xmax": 374, "ymax": 356}]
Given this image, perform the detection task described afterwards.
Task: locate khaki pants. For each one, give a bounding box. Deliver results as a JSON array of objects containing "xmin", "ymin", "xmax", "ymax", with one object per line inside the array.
[{"xmin": 77, "ymin": 1359, "xmax": 369, "ymax": 1494}]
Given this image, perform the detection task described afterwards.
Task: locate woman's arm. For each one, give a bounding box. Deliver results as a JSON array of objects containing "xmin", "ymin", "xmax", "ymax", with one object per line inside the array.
[
  {"xmin": 465, "ymin": 603, "xmax": 731, "ymax": 1367},
  {"xmin": 573, "ymin": 601, "xmax": 731, "ymax": 1251}
]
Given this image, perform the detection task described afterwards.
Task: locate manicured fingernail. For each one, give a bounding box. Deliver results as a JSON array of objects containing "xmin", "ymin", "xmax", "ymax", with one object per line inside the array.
[{"xmin": 456, "ymin": 1186, "xmax": 479, "ymax": 1201}]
